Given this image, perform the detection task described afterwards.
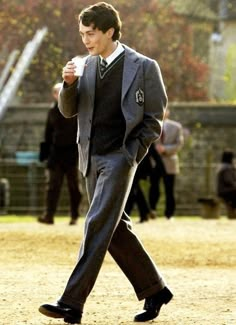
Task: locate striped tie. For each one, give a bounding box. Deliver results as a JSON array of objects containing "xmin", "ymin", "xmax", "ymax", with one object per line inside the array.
[{"xmin": 100, "ymin": 58, "xmax": 108, "ymax": 74}]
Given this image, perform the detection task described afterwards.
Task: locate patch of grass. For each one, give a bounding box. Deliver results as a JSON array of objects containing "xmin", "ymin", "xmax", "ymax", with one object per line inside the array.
[
  {"xmin": 0, "ymin": 215, "xmax": 76, "ymax": 223},
  {"xmin": 0, "ymin": 215, "xmax": 35, "ymax": 223},
  {"xmin": 0, "ymin": 214, "xmax": 203, "ymax": 223}
]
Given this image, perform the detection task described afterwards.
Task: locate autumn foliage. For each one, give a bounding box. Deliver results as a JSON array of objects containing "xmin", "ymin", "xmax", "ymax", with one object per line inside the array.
[{"xmin": 0, "ymin": 0, "xmax": 209, "ymax": 102}]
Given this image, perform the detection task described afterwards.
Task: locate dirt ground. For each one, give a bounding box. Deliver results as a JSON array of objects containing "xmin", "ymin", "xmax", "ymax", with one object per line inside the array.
[{"xmin": 0, "ymin": 217, "xmax": 235, "ymax": 325}]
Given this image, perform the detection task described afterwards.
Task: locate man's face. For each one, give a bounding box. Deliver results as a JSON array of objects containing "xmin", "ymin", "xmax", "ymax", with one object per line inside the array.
[{"xmin": 79, "ymin": 22, "xmax": 114, "ymax": 58}]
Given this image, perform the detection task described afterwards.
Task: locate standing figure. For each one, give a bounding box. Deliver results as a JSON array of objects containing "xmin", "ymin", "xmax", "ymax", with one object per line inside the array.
[
  {"xmin": 38, "ymin": 82, "xmax": 82, "ymax": 225},
  {"xmin": 149, "ymin": 108, "xmax": 184, "ymax": 219},
  {"xmin": 217, "ymin": 149, "xmax": 236, "ymax": 218},
  {"xmin": 39, "ymin": 3, "xmax": 173, "ymax": 324},
  {"xmin": 125, "ymin": 154, "xmax": 154, "ymax": 223}
]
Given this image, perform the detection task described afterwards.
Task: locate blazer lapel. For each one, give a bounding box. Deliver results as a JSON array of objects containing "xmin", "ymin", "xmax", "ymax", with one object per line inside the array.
[
  {"xmin": 84, "ymin": 49, "xmax": 139, "ymax": 105},
  {"xmin": 85, "ymin": 56, "xmax": 97, "ymax": 108},
  {"xmin": 122, "ymin": 47, "xmax": 139, "ymax": 102}
]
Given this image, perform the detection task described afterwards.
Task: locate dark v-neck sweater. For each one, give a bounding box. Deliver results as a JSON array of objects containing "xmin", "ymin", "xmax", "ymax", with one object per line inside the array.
[{"xmin": 90, "ymin": 53, "xmax": 125, "ymax": 155}]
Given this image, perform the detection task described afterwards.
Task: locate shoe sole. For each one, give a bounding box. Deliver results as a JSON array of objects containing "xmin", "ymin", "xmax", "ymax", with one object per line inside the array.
[
  {"xmin": 64, "ymin": 315, "xmax": 81, "ymax": 324},
  {"xmin": 38, "ymin": 220, "xmax": 54, "ymax": 225},
  {"xmin": 39, "ymin": 306, "xmax": 81, "ymax": 324},
  {"xmin": 39, "ymin": 305, "xmax": 63, "ymax": 318}
]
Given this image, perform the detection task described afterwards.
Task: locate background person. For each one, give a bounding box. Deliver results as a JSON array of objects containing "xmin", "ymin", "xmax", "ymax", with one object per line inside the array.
[
  {"xmin": 125, "ymin": 154, "xmax": 155, "ymax": 223},
  {"xmin": 217, "ymin": 148, "xmax": 236, "ymax": 218},
  {"xmin": 149, "ymin": 108, "xmax": 184, "ymax": 219},
  {"xmin": 38, "ymin": 82, "xmax": 82, "ymax": 225},
  {"xmin": 38, "ymin": 2, "xmax": 173, "ymax": 324}
]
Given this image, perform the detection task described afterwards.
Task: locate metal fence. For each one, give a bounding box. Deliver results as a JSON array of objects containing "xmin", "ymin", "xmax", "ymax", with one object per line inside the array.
[
  {"xmin": 0, "ymin": 158, "xmax": 222, "ymax": 217},
  {"xmin": 0, "ymin": 159, "xmax": 87, "ymax": 216}
]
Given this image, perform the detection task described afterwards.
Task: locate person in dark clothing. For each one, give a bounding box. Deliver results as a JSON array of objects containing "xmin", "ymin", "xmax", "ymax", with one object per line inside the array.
[
  {"xmin": 148, "ymin": 143, "xmax": 166, "ymax": 219},
  {"xmin": 125, "ymin": 154, "xmax": 153, "ymax": 223},
  {"xmin": 217, "ymin": 149, "xmax": 236, "ymax": 217},
  {"xmin": 38, "ymin": 83, "xmax": 82, "ymax": 225},
  {"xmin": 125, "ymin": 148, "xmax": 158, "ymax": 223}
]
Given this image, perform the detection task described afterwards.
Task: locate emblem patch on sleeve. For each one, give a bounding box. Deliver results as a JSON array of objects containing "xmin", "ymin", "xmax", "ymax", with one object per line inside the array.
[{"xmin": 135, "ymin": 88, "xmax": 144, "ymax": 106}]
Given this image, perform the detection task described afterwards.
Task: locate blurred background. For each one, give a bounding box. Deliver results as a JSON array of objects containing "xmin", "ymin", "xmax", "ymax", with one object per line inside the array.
[{"xmin": 0, "ymin": 0, "xmax": 235, "ymax": 216}]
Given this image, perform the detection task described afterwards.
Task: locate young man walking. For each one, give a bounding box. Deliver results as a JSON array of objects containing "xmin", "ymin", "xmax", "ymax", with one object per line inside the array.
[{"xmin": 39, "ymin": 2, "xmax": 173, "ymax": 323}]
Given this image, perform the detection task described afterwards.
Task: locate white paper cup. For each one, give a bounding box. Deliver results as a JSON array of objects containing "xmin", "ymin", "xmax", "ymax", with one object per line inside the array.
[{"xmin": 72, "ymin": 56, "xmax": 86, "ymax": 77}]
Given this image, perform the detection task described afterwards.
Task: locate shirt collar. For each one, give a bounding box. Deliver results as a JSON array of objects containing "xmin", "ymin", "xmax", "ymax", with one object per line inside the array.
[{"xmin": 100, "ymin": 41, "xmax": 124, "ymax": 66}]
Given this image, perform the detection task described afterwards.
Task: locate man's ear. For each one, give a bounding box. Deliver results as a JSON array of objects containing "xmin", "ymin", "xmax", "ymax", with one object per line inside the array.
[{"xmin": 106, "ymin": 27, "xmax": 115, "ymax": 39}]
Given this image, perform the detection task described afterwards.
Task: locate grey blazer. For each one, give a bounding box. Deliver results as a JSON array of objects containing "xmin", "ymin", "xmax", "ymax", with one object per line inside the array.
[{"xmin": 59, "ymin": 45, "xmax": 167, "ymax": 176}]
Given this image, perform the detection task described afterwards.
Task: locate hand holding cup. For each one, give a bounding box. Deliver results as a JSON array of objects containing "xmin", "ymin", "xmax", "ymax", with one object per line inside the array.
[
  {"xmin": 62, "ymin": 56, "xmax": 86, "ymax": 85},
  {"xmin": 72, "ymin": 56, "xmax": 86, "ymax": 77}
]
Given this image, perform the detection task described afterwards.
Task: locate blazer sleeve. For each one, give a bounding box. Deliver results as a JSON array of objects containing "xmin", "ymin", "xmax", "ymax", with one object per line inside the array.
[
  {"xmin": 136, "ymin": 59, "xmax": 167, "ymax": 162},
  {"xmin": 58, "ymin": 81, "xmax": 79, "ymax": 118}
]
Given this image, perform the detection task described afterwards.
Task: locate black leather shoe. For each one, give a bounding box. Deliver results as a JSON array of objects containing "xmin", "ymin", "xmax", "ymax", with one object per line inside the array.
[
  {"xmin": 37, "ymin": 216, "xmax": 54, "ymax": 224},
  {"xmin": 134, "ymin": 287, "xmax": 173, "ymax": 322},
  {"xmin": 69, "ymin": 218, "xmax": 78, "ymax": 225},
  {"xmin": 39, "ymin": 301, "xmax": 82, "ymax": 324}
]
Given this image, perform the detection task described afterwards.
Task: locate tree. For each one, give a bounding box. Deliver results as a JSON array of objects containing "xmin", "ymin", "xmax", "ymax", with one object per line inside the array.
[
  {"xmin": 0, "ymin": 0, "xmax": 209, "ymax": 102},
  {"xmin": 0, "ymin": 0, "xmax": 88, "ymax": 102},
  {"xmin": 116, "ymin": 0, "xmax": 209, "ymax": 100}
]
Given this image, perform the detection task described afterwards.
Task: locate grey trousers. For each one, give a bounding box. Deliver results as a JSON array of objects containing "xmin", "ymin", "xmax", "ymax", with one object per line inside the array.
[{"xmin": 59, "ymin": 150, "xmax": 165, "ymax": 312}]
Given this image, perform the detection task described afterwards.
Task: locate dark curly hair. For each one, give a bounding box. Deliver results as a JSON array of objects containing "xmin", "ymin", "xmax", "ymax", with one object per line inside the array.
[{"xmin": 78, "ymin": 2, "xmax": 122, "ymax": 41}]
